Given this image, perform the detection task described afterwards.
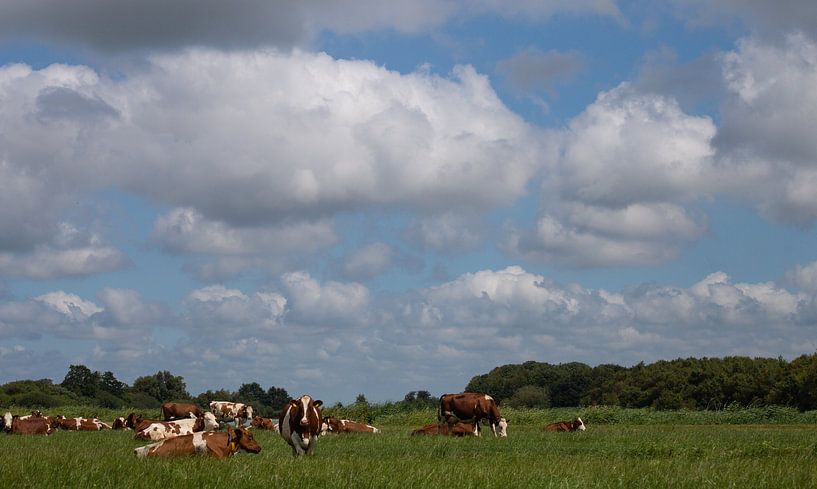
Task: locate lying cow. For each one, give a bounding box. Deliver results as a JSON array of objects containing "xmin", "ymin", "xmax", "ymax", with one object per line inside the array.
[
  {"xmin": 18, "ymin": 410, "xmax": 43, "ymax": 420},
  {"xmin": 411, "ymin": 421, "xmax": 477, "ymax": 436},
  {"xmin": 134, "ymin": 426, "xmax": 261, "ymax": 459},
  {"xmin": 10, "ymin": 416, "xmax": 59, "ymax": 435},
  {"xmin": 250, "ymin": 416, "xmax": 278, "ymax": 432},
  {"xmin": 321, "ymin": 416, "xmax": 380, "ymax": 434},
  {"xmin": 162, "ymin": 402, "xmax": 203, "ymax": 420},
  {"xmin": 439, "ymin": 392, "xmax": 508, "ymax": 437},
  {"xmin": 210, "ymin": 401, "xmax": 254, "ymax": 427},
  {"xmin": 135, "ymin": 412, "xmax": 218, "ymax": 441},
  {"xmin": 279, "ymin": 394, "xmax": 323, "ymax": 456},
  {"xmin": 112, "ymin": 417, "xmax": 128, "ymax": 429},
  {"xmin": 2, "ymin": 412, "xmax": 12, "ymax": 432},
  {"xmin": 544, "ymin": 417, "xmax": 586, "ymax": 432},
  {"xmin": 124, "ymin": 413, "xmax": 163, "ymax": 432},
  {"xmin": 56, "ymin": 416, "xmax": 112, "ymax": 431}
]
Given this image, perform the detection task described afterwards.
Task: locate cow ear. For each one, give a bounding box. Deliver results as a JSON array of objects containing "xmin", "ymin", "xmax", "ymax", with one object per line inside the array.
[{"xmin": 313, "ymin": 400, "xmax": 323, "ymax": 407}]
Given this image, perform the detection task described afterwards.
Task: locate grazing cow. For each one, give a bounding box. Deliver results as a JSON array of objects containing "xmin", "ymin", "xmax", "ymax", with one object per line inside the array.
[
  {"xmin": 411, "ymin": 421, "xmax": 477, "ymax": 436},
  {"xmin": 56, "ymin": 416, "xmax": 112, "ymax": 431},
  {"xmin": 250, "ymin": 416, "xmax": 278, "ymax": 432},
  {"xmin": 135, "ymin": 413, "xmax": 218, "ymax": 441},
  {"xmin": 544, "ymin": 417, "xmax": 586, "ymax": 432},
  {"xmin": 162, "ymin": 402, "xmax": 203, "ymax": 420},
  {"xmin": 112, "ymin": 417, "xmax": 128, "ymax": 430},
  {"xmin": 10, "ymin": 416, "xmax": 58, "ymax": 435},
  {"xmin": 439, "ymin": 392, "xmax": 508, "ymax": 437},
  {"xmin": 134, "ymin": 426, "xmax": 261, "ymax": 459},
  {"xmin": 320, "ymin": 416, "xmax": 380, "ymax": 435},
  {"xmin": 279, "ymin": 395, "xmax": 323, "ymax": 456},
  {"xmin": 210, "ymin": 401, "xmax": 254, "ymax": 427}
]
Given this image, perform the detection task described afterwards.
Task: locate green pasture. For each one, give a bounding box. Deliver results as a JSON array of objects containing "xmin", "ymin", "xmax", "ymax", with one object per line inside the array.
[{"xmin": 1, "ymin": 407, "xmax": 816, "ymax": 488}]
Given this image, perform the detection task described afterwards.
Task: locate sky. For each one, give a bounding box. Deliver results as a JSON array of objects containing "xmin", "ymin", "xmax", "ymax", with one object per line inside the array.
[{"xmin": 2, "ymin": 1, "xmax": 817, "ymax": 404}]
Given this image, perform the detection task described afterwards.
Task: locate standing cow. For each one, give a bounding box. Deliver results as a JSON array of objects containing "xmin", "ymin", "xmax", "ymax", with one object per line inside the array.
[
  {"xmin": 279, "ymin": 395, "xmax": 323, "ymax": 456},
  {"xmin": 134, "ymin": 426, "xmax": 261, "ymax": 459},
  {"xmin": 439, "ymin": 392, "xmax": 508, "ymax": 437},
  {"xmin": 210, "ymin": 401, "xmax": 254, "ymax": 427},
  {"xmin": 161, "ymin": 402, "xmax": 203, "ymax": 420}
]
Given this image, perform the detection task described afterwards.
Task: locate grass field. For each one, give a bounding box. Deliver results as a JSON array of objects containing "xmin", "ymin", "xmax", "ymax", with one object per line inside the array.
[{"xmin": 1, "ymin": 408, "xmax": 816, "ymax": 488}]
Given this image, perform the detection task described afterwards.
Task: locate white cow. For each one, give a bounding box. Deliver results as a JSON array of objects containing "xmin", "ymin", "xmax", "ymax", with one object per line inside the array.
[{"xmin": 135, "ymin": 412, "xmax": 218, "ymax": 441}]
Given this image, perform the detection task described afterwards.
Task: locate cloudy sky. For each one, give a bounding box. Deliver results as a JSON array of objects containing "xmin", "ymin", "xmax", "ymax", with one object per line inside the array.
[{"xmin": 2, "ymin": 1, "xmax": 817, "ymax": 403}]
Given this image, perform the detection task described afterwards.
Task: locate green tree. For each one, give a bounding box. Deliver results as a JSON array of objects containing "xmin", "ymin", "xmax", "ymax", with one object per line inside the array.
[
  {"xmin": 132, "ymin": 370, "xmax": 189, "ymax": 403},
  {"xmin": 99, "ymin": 371, "xmax": 127, "ymax": 397},
  {"xmin": 505, "ymin": 385, "xmax": 550, "ymax": 408},
  {"xmin": 266, "ymin": 386, "xmax": 290, "ymax": 411},
  {"xmin": 61, "ymin": 364, "xmax": 101, "ymax": 397}
]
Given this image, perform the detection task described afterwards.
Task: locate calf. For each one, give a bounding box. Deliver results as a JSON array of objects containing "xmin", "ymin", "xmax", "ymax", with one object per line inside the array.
[
  {"xmin": 321, "ymin": 416, "xmax": 380, "ymax": 434},
  {"xmin": 250, "ymin": 416, "xmax": 278, "ymax": 432},
  {"xmin": 134, "ymin": 426, "xmax": 261, "ymax": 459},
  {"xmin": 439, "ymin": 392, "xmax": 508, "ymax": 437},
  {"xmin": 279, "ymin": 394, "xmax": 323, "ymax": 456},
  {"xmin": 135, "ymin": 413, "xmax": 218, "ymax": 441},
  {"xmin": 411, "ymin": 421, "xmax": 477, "ymax": 436},
  {"xmin": 210, "ymin": 401, "xmax": 254, "ymax": 427},
  {"xmin": 544, "ymin": 417, "xmax": 586, "ymax": 432},
  {"xmin": 162, "ymin": 402, "xmax": 203, "ymax": 420},
  {"xmin": 56, "ymin": 416, "xmax": 112, "ymax": 431}
]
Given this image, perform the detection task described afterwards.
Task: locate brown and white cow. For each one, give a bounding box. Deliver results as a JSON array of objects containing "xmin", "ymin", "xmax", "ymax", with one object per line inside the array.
[
  {"xmin": 2, "ymin": 412, "xmax": 12, "ymax": 432},
  {"xmin": 411, "ymin": 421, "xmax": 477, "ymax": 436},
  {"xmin": 320, "ymin": 416, "xmax": 380, "ymax": 435},
  {"xmin": 161, "ymin": 402, "xmax": 204, "ymax": 420},
  {"xmin": 56, "ymin": 416, "xmax": 112, "ymax": 431},
  {"xmin": 112, "ymin": 417, "xmax": 128, "ymax": 429},
  {"xmin": 135, "ymin": 412, "xmax": 218, "ymax": 441},
  {"xmin": 250, "ymin": 416, "xmax": 278, "ymax": 432},
  {"xmin": 10, "ymin": 416, "xmax": 59, "ymax": 435},
  {"xmin": 210, "ymin": 401, "xmax": 254, "ymax": 427},
  {"xmin": 544, "ymin": 417, "xmax": 586, "ymax": 432},
  {"xmin": 134, "ymin": 426, "xmax": 261, "ymax": 459},
  {"xmin": 279, "ymin": 395, "xmax": 323, "ymax": 456},
  {"xmin": 439, "ymin": 392, "xmax": 508, "ymax": 437},
  {"xmin": 18, "ymin": 410, "xmax": 43, "ymax": 420}
]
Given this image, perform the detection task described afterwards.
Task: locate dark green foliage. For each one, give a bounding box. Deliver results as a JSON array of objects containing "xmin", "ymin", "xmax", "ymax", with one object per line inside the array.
[
  {"xmin": 131, "ymin": 370, "xmax": 189, "ymax": 403},
  {"xmin": 266, "ymin": 386, "xmax": 290, "ymax": 411},
  {"xmin": 466, "ymin": 353, "xmax": 817, "ymax": 410},
  {"xmin": 61, "ymin": 364, "xmax": 101, "ymax": 397},
  {"xmin": 505, "ymin": 385, "xmax": 550, "ymax": 408}
]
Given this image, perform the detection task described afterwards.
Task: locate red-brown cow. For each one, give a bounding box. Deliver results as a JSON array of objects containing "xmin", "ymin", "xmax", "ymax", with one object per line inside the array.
[
  {"xmin": 279, "ymin": 394, "xmax": 323, "ymax": 456},
  {"xmin": 10, "ymin": 416, "xmax": 59, "ymax": 435},
  {"xmin": 439, "ymin": 392, "xmax": 508, "ymax": 437},
  {"xmin": 134, "ymin": 426, "xmax": 261, "ymax": 459},
  {"xmin": 250, "ymin": 416, "xmax": 278, "ymax": 432},
  {"xmin": 544, "ymin": 417, "xmax": 586, "ymax": 432},
  {"xmin": 161, "ymin": 402, "xmax": 203, "ymax": 420},
  {"xmin": 320, "ymin": 416, "xmax": 380, "ymax": 435},
  {"xmin": 411, "ymin": 421, "xmax": 477, "ymax": 436},
  {"xmin": 56, "ymin": 416, "xmax": 112, "ymax": 431},
  {"xmin": 112, "ymin": 417, "xmax": 127, "ymax": 429}
]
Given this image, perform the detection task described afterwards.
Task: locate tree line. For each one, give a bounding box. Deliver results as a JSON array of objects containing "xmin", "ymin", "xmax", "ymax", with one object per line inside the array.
[{"xmin": 465, "ymin": 354, "xmax": 817, "ymax": 411}]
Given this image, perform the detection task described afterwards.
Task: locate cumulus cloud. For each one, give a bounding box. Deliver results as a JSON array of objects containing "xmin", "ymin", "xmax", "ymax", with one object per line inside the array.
[
  {"xmin": 281, "ymin": 271, "xmax": 370, "ymax": 326},
  {"xmin": 714, "ymin": 33, "xmax": 817, "ymax": 225},
  {"xmin": 508, "ymin": 84, "xmax": 714, "ymax": 266}
]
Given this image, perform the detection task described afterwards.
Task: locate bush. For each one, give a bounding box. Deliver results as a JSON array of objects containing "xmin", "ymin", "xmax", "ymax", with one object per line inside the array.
[
  {"xmin": 126, "ymin": 392, "xmax": 160, "ymax": 409},
  {"xmin": 505, "ymin": 385, "xmax": 551, "ymax": 408}
]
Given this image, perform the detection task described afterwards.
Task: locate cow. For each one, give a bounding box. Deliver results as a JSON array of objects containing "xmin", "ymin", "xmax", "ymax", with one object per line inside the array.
[
  {"xmin": 134, "ymin": 426, "xmax": 261, "ymax": 459},
  {"xmin": 161, "ymin": 402, "xmax": 203, "ymax": 420},
  {"xmin": 10, "ymin": 416, "xmax": 58, "ymax": 435},
  {"xmin": 112, "ymin": 417, "xmax": 128, "ymax": 429},
  {"xmin": 279, "ymin": 394, "xmax": 323, "ymax": 456},
  {"xmin": 544, "ymin": 417, "xmax": 586, "ymax": 432},
  {"xmin": 18, "ymin": 410, "xmax": 43, "ymax": 420},
  {"xmin": 439, "ymin": 392, "xmax": 508, "ymax": 437},
  {"xmin": 320, "ymin": 416, "xmax": 380, "ymax": 435},
  {"xmin": 55, "ymin": 416, "xmax": 112, "ymax": 431},
  {"xmin": 210, "ymin": 401, "xmax": 254, "ymax": 427},
  {"xmin": 411, "ymin": 421, "xmax": 477, "ymax": 436},
  {"xmin": 135, "ymin": 413, "xmax": 218, "ymax": 441},
  {"xmin": 2, "ymin": 412, "xmax": 12, "ymax": 432},
  {"xmin": 250, "ymin": 416, "xmax": 278, "ymax": 432},
  {"xmin": 124, "ymin": 413, "xmax": 162, "ymax": 431}
]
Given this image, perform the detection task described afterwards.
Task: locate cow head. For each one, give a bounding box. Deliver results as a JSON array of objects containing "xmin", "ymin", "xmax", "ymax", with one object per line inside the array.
[
  {"xmin": 320, "ymin": 416, "xmax": 340, "ymax": 435},
  {"xmin": 202, "ymin": 412, "xmax": 219, "ymax": 431},
  {"xmin": 124, "ymin": 413, "xmax": 141, "ymax": 429},
  {"xmin": 250, "ymin": 416, "xmax": 264, "ymax": 428},
  {"xmin": 496, "ymin": 417, "xmax": 508, "ymax": 437},
  {"xmin": 573, "ymin": 417, "xmax": 586, "ymax": 431},
  {"xmin": 289, "ymin": 395, "xmax": 323, "ymax": 433},
  {"xmin": 227, "ymin": 426, "xmax": 262, "ymax": 454},
  {"xmin": 2, "ymin": 412, "xmax": 11, "ymax": 432}
]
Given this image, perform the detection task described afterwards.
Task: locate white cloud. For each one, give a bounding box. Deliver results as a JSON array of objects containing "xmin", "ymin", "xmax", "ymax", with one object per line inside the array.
[
  {"xmin": 786, "ymin": 261, "xmax": 817, "ymax": 293},
  {"xmin": 35, "ymin": 291, "xmax": 103, "ymax": 319},
  {"xmin": 281, "ymin": 271, "xmax": 370, "ymax": 325}
]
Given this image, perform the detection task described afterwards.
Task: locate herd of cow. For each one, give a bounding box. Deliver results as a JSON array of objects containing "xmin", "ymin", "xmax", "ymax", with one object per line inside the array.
[{"xmin": 1, "ymin": 392, "xmax": 586, "ymax": 459}]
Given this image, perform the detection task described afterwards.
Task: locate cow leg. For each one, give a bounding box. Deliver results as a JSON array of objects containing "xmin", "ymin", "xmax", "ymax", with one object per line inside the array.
[
  {"xmin": 290, "ymin": 432, "xmax": 307, "ymax": 456},
  {"xmin": 306, "ymin": 435, "xmax": 318, "ymax": 455}
]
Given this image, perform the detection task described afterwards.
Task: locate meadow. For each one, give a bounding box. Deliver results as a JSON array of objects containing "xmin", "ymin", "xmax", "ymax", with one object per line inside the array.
[{"xmin": 1, "ymin": 406, "xmax": 816, "ymax": 488}]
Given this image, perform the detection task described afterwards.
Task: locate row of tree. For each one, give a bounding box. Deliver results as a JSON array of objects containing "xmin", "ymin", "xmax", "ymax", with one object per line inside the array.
[{"xmin": 466, "ymin": 354, "xmax": 817, "ymax": 411}]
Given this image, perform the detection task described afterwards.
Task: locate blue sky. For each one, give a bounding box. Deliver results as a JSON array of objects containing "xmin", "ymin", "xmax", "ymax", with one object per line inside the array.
[{"xmin": 2, "ymin": 1, "xmax": 817, "ymax": 404}]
